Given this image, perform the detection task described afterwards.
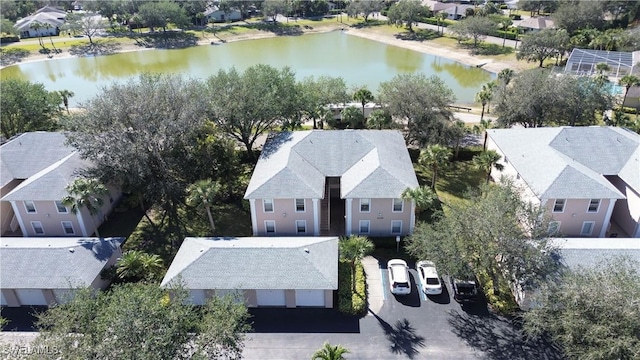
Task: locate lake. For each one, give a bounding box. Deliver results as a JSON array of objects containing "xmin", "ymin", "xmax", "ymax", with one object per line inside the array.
[{"xmin": 0, "ymin": 31, "xmax": 494, "ymax": 106}]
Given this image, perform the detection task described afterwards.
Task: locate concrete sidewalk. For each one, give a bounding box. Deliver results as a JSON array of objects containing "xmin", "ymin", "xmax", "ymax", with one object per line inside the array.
[{"xmin": 362, "ymin": 256, "xmax": 384, "ymax": 315}]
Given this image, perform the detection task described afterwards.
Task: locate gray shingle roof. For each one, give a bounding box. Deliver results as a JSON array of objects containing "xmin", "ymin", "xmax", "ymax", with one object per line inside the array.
[
  {"xmin": 1, "ymin": 132, "xmax": 76, "ymax": 188},
  {"xmin": 161, "ymin": 237, "xmax": 339, "ymax": 290},
  {"xmin": 0, "ymin": 237, "xmax": 123, "ymax": 289},
  {"xmin": 550, "ymin": 238, "xmax": 640, "ymax": 270},
  {"xmin": 244, "ymin": 130, "xmax": 419, "ymax": 199},
  {"xmin": 487, "ymin": 127, "xmax": 639, "ymax": 199}
]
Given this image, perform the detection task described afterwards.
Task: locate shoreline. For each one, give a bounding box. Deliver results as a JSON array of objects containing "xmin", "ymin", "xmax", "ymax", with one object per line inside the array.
[{"xmin": 1, "ymin": 24, "xmax": 518, "ymax": 75}]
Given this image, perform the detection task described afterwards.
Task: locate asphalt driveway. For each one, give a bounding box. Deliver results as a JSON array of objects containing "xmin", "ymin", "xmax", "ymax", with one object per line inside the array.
[{"xmin": 242, "ymin": 261, "xmax": 563, "ymax": 360}]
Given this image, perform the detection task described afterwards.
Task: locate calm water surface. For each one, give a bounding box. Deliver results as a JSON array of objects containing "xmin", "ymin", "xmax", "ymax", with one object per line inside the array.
[{"xmin": 0, "ymin": 31, "xmax": 493, "ymax": 106}]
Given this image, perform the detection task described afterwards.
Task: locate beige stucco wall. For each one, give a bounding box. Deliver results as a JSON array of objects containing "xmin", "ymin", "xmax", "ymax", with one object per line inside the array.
[
  {"xmin": 254, "ymin": 198, "xmax": 318, "ymax": 236},
  {"xmin": 608, "ymin": 176, "xmax": 640, "ymax": 237},
  {"xmin": 324, "ymin": 290, "xmax": 333, "ymax": 308},
  {"xmin": 1, "ymin": 180, "xmax": 22, "ymax": 234},
  {"xmin": 545, "ymin": 198, "xmax": 611, "ymax": 237},
  {"xmin": 348, "ymin": 198, "xmax": 413, "ymax": 236}
]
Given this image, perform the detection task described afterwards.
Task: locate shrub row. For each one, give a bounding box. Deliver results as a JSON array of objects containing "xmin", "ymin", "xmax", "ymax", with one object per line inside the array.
[
  {"xmin": 0, "ymin": 36, "xmax": 20, "ymax": 44},
  {"xmin": 476, "ymin": 269, "xmax": 520, "ymax": 315},
  {"xmin": 337, "ymin": 261, "xmax": 368, "ymax": 316}
]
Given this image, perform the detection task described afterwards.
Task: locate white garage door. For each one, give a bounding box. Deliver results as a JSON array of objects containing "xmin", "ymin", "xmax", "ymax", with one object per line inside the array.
[
  {"xmin": 256, "ymin": 289, "xmax": 286, "ymax": 306},
  {"xmin": 53, "ymin": 289, "xmax": 75, "ymax": 304},
  {"xmin": 190, "ymin": 290, "xmax": 206, "ymax": 305},
  {"xmin": 15, "ymin": 289, "xmax": 47, "ymax": 306},
  {"xmin": 0, "ymin": 291, "xmax": 7, "ymax": 306},
  {"xmin": 295, "ymin": 290, "xmax": 325, "ymax": 307}
]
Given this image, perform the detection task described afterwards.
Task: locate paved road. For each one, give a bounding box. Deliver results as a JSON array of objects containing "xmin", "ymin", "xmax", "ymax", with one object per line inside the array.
[{"xmin": 242, "ymin": 256, "xmax": 562, "ymax": 360}]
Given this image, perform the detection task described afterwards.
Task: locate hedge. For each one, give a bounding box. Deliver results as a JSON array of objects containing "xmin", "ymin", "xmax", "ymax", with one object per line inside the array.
[
  {"xmin": 476, "ymin": 269, "xmax": 520, "ymax": 314},
  {"xmin": 0, "ymin": 36, "xmax": 20, "ymax": 44},
  {"xmin": 338, "ymin": 261, "xmax": 368, "ymax": 316}
]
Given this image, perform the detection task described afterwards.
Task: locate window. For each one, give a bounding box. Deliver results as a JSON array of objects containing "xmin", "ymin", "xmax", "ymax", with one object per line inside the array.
[
  {"xmin": 61, "ymin": 221, "xmax": 74, "ymax": 235},
  {"xmin": 31, "ymin": 221, "xmax": 44, "ymax": 235},
  {"xmin": 553, "ymin": 199, "xmax": 566, "ymax": 213},
  {"xmin": 55, "ymin": 200, "xmax": 68, "ymax": 214},
  {"xmin": 392, "ymin": 199, "xmax": 403, "ymax": 212},
  {"xmin": 359, "ymin": 220, "xmax": 370, "ymax": 234},
  {"xmin": 24, "ymin": 201, "xmax": 36, "ymax": 214},
  {"xmin": 391, "ymin": 220, "xmax": 402, "ymax": 234},
  {"xmin": 296, "ymin": 220, "xmax": 306, "ymax": 234},
  {"xmin": 581, "ymin": 221, "xmax": 595, "ymax": 236},
  {"xmin": 295, "ymin": 199, "xmax": 305, "ymax": 212},
  {"xmin": 265, "ymin": 220, "xmax": 276, "ymax": 234},
  {"xmin": 548, "ymin": 221, "xmax": 561, "ymax": 235},
  {"xmin": 263, "ymin": 199, "xmax": 274, "ymax": 213},
  {"xmin": 360, "ymin": 198, "xmax": 370, "ymax": 213},
  {"xmin": 588, "ymin": 199, "xmax": 600, "ymax": 213}
]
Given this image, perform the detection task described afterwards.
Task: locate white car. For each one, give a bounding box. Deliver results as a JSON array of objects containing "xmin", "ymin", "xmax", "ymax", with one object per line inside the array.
[
  {"xmin": 387, "ymin": 259, "xmax": 411, "ymax": 295},
  {"xmin": 417, "ymin": 260, "xmax": 443, "ymax": 295}
]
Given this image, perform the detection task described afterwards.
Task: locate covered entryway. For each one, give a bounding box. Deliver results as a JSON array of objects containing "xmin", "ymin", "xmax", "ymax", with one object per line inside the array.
[
  {"xmin": 256, "ymin": 289, "xmax": 286, "ymax": 306},
  {"xmin": 295, "ymin": 290, "xmax": 325, "ymax": 307},
  {"xmin": 15, "ymin": 289, "xmax": 47, "ymax": 306}
]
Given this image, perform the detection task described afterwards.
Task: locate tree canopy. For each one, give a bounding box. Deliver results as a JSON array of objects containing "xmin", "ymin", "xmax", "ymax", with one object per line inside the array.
[
  {"xmin": 0, "ymin": 78, "xmax": 62, "ymax": 139},
  {"xmin": 449, "ymin": 16, "xmax": 495, "ymax": 48},
  {"xmin": 524, "ymin": 256, "xmax": 640, "ymax": 360},
  {"xmin": 31, "ymin": 282, "xmax": 250, "ymax": 360},
  {"xmin": 378, "ymin": 73, "xmax": 455, "ymax": 146},
  {"xmin": 517, "ymin": 29, "xmax": 571, "ymax": 67},
  {"xmin": 386, "ymin": 0, "xmax": 425, "ymax": 32},
  {"xmin": 62, "ymin": 12, "xmax": 108, "ymax": 44}
]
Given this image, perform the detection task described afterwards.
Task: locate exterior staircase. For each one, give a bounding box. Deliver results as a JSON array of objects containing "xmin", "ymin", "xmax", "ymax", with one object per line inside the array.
[{"xmin": 320, "ymin": 180, "xmax": 330, "ymax": 234}]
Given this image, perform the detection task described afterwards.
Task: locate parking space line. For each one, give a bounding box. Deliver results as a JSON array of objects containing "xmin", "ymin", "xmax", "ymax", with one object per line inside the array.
[
  {"xmin": 413, "ymin": 270, "xmax": 427, "ymax": 301},
  {"xmin": 379, "ymin": 267, "xmax": 387, "ymax": 301}
]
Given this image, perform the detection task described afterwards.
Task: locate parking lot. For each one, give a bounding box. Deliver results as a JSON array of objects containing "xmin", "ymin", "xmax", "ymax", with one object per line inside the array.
[{"xmin": 243, "ymin": 259, "xmax": 563, "ymax": 360}]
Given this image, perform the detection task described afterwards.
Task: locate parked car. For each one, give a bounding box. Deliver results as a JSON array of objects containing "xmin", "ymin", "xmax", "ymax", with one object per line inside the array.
[
  {"xmin": 450, "ymin": 277, "xmax": 479, "ymax": 303},
  {"xmin": 416, "ymin": 260, "xmax": 442, "ymax": 295},
  {"xmin": 387, "ymin": 259, "xmax": 411, "ymax": 295}
]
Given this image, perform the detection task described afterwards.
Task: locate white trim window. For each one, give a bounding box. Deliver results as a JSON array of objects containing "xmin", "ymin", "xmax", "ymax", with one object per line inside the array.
[
  {"xmin": 548, "ymin": 221, "xmax": 561, "ymax": 235},
  {"xmin": 391, "ymin": 220, "xmax": 402, "ymax": 234},
  {"xmin": 587, "ymin": 199, "xmax": 600, "ymax": 213},
  {"xmin": 55, "ymin": 200, "xmax": 68, "ymax": 214},
  {"xmin": 61, "ymin": 221, "xmax": 75, "ymax": 235},
  {"xmin": 295, "ymin": 199, "xmax": 305, "ymax": 213},
  {"xmin": 264, "ymin": 220, "xmax": 276, "ymax": 234},
  {"xmin": 296, "ymin": 220, "xmax": 306, "ymax": 234},
  {"xmin": 360, "ymin": 198, "xmax": 370, "ymax": 213},
  {"xmin": 359, "ymin": 220, "xmax": 370, "ymax": 234},
  {"xmin": 24, "ymin": 201, "xmax": 37, "ymax": 214},
  {"xmin": 553, "ymin": 199, "xmax": 566, "ymax": 213},
  {"xmin": 581, "ymin": 221, "xmax": 595, "ymax": 236},
  {"xmin": 392, "ymin": 199, "xmax": 403, "ymax": 212},
  {"xmin": 263, "ymin": 199, "xmax": 274, "ymax": 213},
  {"xmin": 31, "ymin": 221, "xmax": 44, "ymax": 235}
]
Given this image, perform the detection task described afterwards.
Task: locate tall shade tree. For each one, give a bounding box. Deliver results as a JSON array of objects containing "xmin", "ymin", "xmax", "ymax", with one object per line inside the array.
[
  {"xmin": 58, "ymin": 90, "xmax": 75, "ymax": 113},
  {"xmin": 63, "ymin": 73, "xmax": 210, "ymax": 242},
  {"xmin": 353, "ymin": 87, "xmax": 374, "ymax": 120},
  {"xmin": 339, "ymin": 235, "xmax": 374, "ymax": 292},
  {"xmin": 138, "ymin": 0, "xmax": 190, "ymax": 34},
  {"xmin": 62, "ymin": 12, "xmax": 108, "ymax": 45},
  {"xmin": 31, "ymin": 283, "xmax": 251, "ymax": 360},
  {"xmin": 418, "ymin": 145, "xmax": 452, "ymax": 191},
  {"xmin": 0, "ymin": 79, "xmax": 62, "ymax": 139},
  {"xmin": 523, "ymin": 257, "xmax": 640, "ymax": 360},
  {"xmin": 378, "ymin": 73, "xmax": 455, "ymax": 146},
  {"xmin": 552, "ymin": 0, "xmax": 604, "ymax": 35},
  {"xmin": 206, "ymin": 65, "xmax": 300, "ymax": 160},
  {"xmin": 298, "ymin": 75, "xmax": 349, "ymax": 129},
  {"xmin": 62, "ymin": 178, "xmax": 109, "ymax": 238},
  {"xmin": 0, "ymin": 18, "xmax": 18, "ymax": 35},
  {"xmin": 406, "ymin": 182, "xmax": 557, "ymax": 297},
  {"xmin": 386, "ymin": 0, "xmax": 424, "ymax": 32},
  {"xmin": 186, "ymin": 179, "xmax": 220, "ymax": 234},
  {"xmin": 346, "ymin": 0, "xmax": 383, "ymax": 22},
  {"xmin": 115, "ymin": 250, "xmax": 165, "ymax": 283},
  {"xmin": 449, "ymin": 16, "xmax": 495, "ymax": 48},
  {"xmin": 472, "ymin": 150, "xmax": 504, "ymax": 184},
  {"xmin": 312, "ymin": 342, "xmax": 350, "ymax": 360},
  {"xmin": 262, "ymin": 0, "xmax": 288, "ymax": 22},
  {"xmin": 517, "ymin": 29, "xmax": 570, "ymax": 68}
]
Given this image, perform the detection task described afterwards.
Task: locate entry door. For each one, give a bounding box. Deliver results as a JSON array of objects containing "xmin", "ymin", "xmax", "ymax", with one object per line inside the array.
[{"xmin": 255, "ymin": 289, "xmax": 286, "ymax": 306}]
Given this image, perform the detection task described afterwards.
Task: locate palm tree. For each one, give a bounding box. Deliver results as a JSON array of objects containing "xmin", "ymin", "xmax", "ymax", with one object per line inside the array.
[
  {"xmin": 475, "ymin": 88, "xmax": 491, "ymax": 122},
  {"xmin": 497, "ymin": 18, "xmax": 512, "ymax": 48},
  {"xmin": 42, "ymin": 22, "xmax": 58, "ymax": 53},
  {"xmin": 116, "ymin": 250, "xmax": 165, "ymax": 282},
  {"xmin": 312, "ymin": 342, "xmax": 350, "ymax": 360},
  {"xmin": 62, "ymin": 178, "xmax": 109, "ymax": 237},
  {"xmin": 419, "ymin": 145, "xmax": 452, "ymax": 191},
  {"xmin": 435, "ymin": 11, "xmax": 447, "ymax": 36},
  {"xmin": 401, "ymin": 186, "xmax": 437, "ymax": 215},
  {"xmin": 186, "ymin": 179, "xmax": 220, "ymax": 234},
  {"xmin": 353, "ymin": 88, "xmax": 374, "ymax": 121},
  {"xmin": 619, "ymin": 75, "xmax": 640, "ymax": 104},
  {"xmin": 58, "ymin": 90, "xmax": 75, "ymax": 113},
  {"xmin": 472, "ymin": 150, "xmax": 504, "ymax": 184},
  {"xmin": 595, "ymin": 62, "xmax": 610, "ymax": 75},
  {"xmin": 497, "ymin": 68, "xmax": 514, "ymax": 85},
  {"xmin": 483, "ymin": 82, "xmax": 496, "ymax": 113},
  {"xmin": 31, "ymin": 21, "xmax": 45, "ymax": 50},
  {"xmin": 367, "ymin": 109, "xmax": 393, "ymax": 130},
  {"xmin": 472, "ymin": 118, "xmax": 493, "ymax": 150},
  {"xmin": 339, "ymin": 235, "xmax": 374, "ymax": 292}
]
